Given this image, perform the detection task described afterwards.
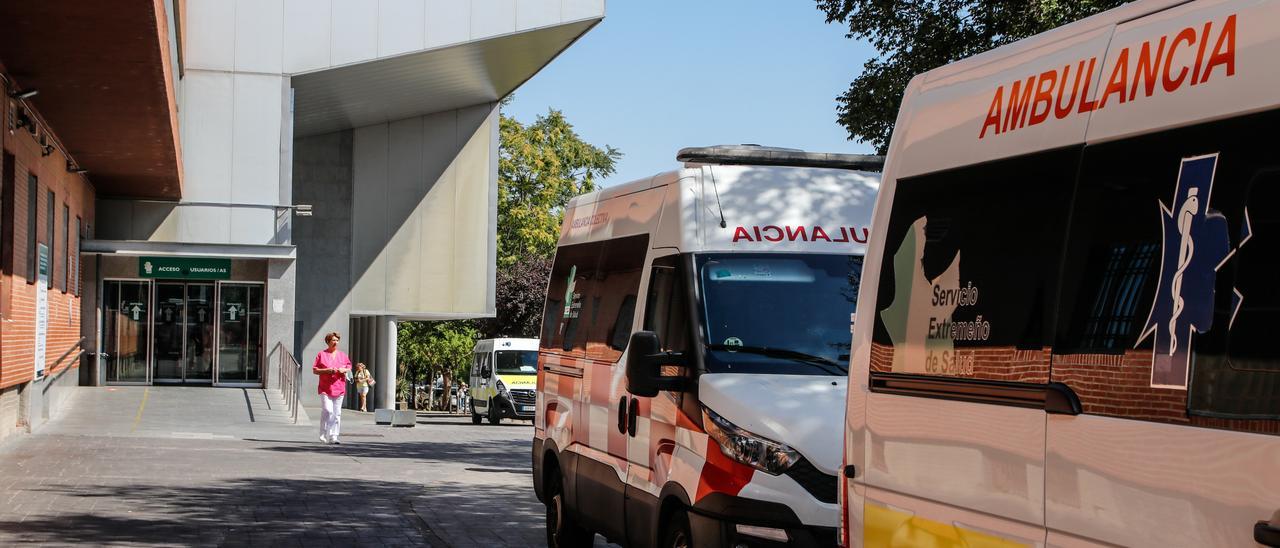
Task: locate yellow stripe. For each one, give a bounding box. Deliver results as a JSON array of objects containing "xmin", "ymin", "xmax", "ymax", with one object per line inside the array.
[
  {"xmin": 864, "ymin": 503, "xmax": 1029, "ymax": 548},
  {"xmin": 131, "ymin": 387, "xmax": 150, "ymax": 432}
]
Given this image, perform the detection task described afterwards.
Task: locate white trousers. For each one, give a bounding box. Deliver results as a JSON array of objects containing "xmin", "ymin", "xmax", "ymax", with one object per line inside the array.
[{"xmin": 320, "ymin": 393, "xmax": 344, "ymax": 442}]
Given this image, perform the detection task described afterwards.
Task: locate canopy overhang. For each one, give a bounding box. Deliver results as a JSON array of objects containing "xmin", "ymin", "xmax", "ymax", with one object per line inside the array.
[{"xmin": 291, "ymin": 18, "xmax": 599, "ymax": 137}]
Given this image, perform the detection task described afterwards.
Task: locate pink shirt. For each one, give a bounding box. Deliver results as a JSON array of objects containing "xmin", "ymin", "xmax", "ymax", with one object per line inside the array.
[{"xmin": 314, "ymin": 350, "xmax": 351, "ymax": 397}]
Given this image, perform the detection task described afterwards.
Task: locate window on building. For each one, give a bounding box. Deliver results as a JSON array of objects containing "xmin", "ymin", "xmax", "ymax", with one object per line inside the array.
[
  {"xmin": 73, "ymin": 216, "xmax": 81, "ymax": 296},
  {"xmin": 61, "ymin": 203, "xmax": 68, "ymax": 293},
  {"xmin": 26, "ymin": 174, "xmax": 36, "ymax": 283},
  {"xmin": 47, "ymin": 189, "xmax": 55, "ymax": 288},
  {"xmin": 1054, "ymin": 107, "xmax": 1280, "ymax": 433},
  {"xmin": 540, "ymin": 234, "xmax": 649, "ymax": 362},
  {"xmin": 870, "ymin": 148, "xmax": 1078, "ymax": 382}
]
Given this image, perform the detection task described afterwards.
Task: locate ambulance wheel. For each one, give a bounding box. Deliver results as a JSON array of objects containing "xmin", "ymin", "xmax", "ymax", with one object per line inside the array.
[
  {"xmin": 546, "ymin": 466, "xmax": 593, "ymax": 547},
  {"xmin": 487, "ymin": 403, "xmax": 502, "ymax": 425},
  {"xmin": 661, "ymin": 509, "xmax": 691, "ymax": 548},
  {"xmin": 470, "ymin": 402, "xmax": 482, "ymax": 425}
]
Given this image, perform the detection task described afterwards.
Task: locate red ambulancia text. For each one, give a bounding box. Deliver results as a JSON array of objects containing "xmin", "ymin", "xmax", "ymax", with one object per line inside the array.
[
  {"xmin": 731, "ymin": 225, "xmax": 869, "ymax": 244},
  {"xmin": 980, "ymin": 13, "xmax": 1237, "ymax": 139}
]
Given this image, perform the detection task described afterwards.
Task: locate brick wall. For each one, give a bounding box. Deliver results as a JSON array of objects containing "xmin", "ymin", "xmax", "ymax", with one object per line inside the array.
[
  {"xmin": 0, "ymin": 87, "xmax": 96, "ymax": 393},
  {"xmin": 0, "ymin": 383, "xmax": 22, "ymax": 441}
]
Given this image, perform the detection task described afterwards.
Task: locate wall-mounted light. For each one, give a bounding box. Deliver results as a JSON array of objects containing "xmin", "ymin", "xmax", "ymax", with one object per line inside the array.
[
  {"xmin": 14, "ymin": 108, "xmax": 34, "ymax": 134},
  {"xmin": 66, "ymin": 160, "xmax": 87, "ymax": 174},
  {"xmin": 9, "ymin": 89, "xmax": 38, "ymax": 100},
  {"xmin": 293, "ymin": 204, "xmax": 313, "ymax": 217},
  {"xmin": 39, "ymin": 135, "xmax": 54, "ymax": 157}
]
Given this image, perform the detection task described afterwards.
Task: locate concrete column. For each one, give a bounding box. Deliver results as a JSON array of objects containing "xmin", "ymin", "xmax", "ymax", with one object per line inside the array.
[{"xmin": 374, "ymin": 315, "xmax": 397, "ymax": 409}]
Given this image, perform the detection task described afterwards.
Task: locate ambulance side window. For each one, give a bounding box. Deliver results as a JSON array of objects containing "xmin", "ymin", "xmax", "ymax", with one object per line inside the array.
[
  {"xmin": 644, "ymin": 255, "xmax": 690, "ymax": 353},
  {"xmin": 870, "ymin": 148, "xmax": 1076, "ymax": 382},
  {"xmin": 538, "ymin": 235, "xmax": 649, "ymax": 360},
  {"xmin": 1055, "ymin": 108, "xmax": 1280, "ymax": 434}
]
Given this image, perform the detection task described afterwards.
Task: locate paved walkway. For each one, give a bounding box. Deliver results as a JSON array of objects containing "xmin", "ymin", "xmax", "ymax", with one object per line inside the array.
[{"xmin": 0, "ymin": 386, "xmax": 610, "ymax": 547}]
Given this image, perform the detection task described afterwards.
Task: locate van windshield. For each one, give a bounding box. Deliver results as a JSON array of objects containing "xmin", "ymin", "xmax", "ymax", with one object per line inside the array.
[
  {"xmin": 495, "ymin": 350, "xmax": 539, "ymax": 375},
  {"xmin": 698, "ymin": 253, "xmax": 862, "ymax": 375}
]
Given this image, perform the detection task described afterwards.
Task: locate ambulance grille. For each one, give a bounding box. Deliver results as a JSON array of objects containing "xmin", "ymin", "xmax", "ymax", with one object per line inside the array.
[
  {"xmin": 511, "ymin": 389, "xmax": 536, "ymax": 406},
  {"xmin": 785, "ymin": 458, "xmax": 838, "ymax": 504}
]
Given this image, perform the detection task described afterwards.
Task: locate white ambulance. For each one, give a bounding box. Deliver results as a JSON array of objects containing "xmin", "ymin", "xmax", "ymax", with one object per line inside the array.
[
  {"xmin": 842, "ymin": 0, "xmax": 1280, "ymax": 546},
  {"xmin": 470, "ymin": 338, "xmax": 539, "ymax": 424},
  {"xmin": 533, "ymin": 145, "xmax": 881, "ymax": 547}
]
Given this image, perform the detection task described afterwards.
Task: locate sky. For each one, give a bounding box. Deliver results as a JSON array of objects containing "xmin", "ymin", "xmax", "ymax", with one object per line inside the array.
[{"xmin": 503, "ymin": 1, "xmax": 878, "ymax": 187}]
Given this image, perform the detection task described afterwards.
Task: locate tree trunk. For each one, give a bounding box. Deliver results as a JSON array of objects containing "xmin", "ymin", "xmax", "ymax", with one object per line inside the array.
[{"xmin": 442, "ymin": 373, "xmax": 453, "ymax": 413}]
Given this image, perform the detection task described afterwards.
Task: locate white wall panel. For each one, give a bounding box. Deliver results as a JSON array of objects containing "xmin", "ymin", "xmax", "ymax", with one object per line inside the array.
[
  {"xmin": 518, "ymin": 0, "xmax": 561, "ymax": 31},
  {"xmin": 562, "ymin": 0, "xmax": 604, "ymax": 21},
  {"xmin": 178, "ymin": 206, "xmax": 231, "ymax": 244},
  {"xmin": 184, "ymin": 0, "xmax": 236, "ymax": 71},
  {"xmin": 235, "ymin": 0, "xmax": 284, "ymax": 73},
  {"xmin": 181, "ymin": 71, "xmax": 235, "ymax": 202},
  {"xmin": 425, "ymin": 0, "xmax": 470, "ymax": 48},
  {"xmin": 229, "ymin": 209, "xmax": 278, "ymax": 244},
  {"xmin": 450, "ymin": 108, "xmax": 494, "ymax": 312},
  {"xmin": 379, "ymin": 0, "xmax": 427, "ymax": 57},
  {"xmin": 471, "ymin": 0, "xmax": 516, "ymax": 39},
  {"xmin": 384, "ymin": 117, "xmax": 426, "ymax": 307},
  {"xmin": 352, "ymin": 124, "xmax": 389, "ymax": 312},
  {"xmin": 232, "ymin": 74, "xmax": 285, "ymax": 207},
  {"xmin": 332, "ymin": 0, "xmax": 379, "ymax": 66},
  {"xmin": 415, "ymin": 161, "xmax": 457, "ymax": 312},
  {"xmin": 284, "ymin": 0, "xmax": 333, "ymax": 73}
]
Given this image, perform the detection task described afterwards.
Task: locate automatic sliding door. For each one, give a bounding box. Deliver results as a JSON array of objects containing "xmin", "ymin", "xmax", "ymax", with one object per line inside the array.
[
  {"xmin": 217, "ymin": 283, "xmax": 263, "ymax": 385},
  {"xmin": 153, "ymin": 283, "xmax": 184, "ymax": 382},
  {"xmin": 185, "ymin": 283, "xmax": 215, "ymax": 382},
  {"xmin": 104, "ymin": 281, "xmax": 151, "ymax": 383}
]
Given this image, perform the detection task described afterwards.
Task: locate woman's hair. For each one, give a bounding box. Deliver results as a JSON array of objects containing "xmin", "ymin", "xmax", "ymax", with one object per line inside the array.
[
  {"xmin": 324, "ymin": 332, "xmax": 341, "ymax": 343},
  {"xmin": 356, "ymin": 362, "xmax": 366, "ymax": 369}
]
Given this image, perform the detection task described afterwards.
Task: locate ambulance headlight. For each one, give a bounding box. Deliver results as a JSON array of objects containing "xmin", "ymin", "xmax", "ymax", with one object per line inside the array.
[
  {"xmin": 702, "ymin": 406, "xmax": 799, "ymax": 475},
  {"xmin": 496, "ymin": 380, "xmax": 509, "ymax": 397}
]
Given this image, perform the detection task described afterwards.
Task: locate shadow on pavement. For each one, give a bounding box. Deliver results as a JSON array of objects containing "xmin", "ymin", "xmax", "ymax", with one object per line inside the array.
[
  {"xmin": 0, "ymin": 478, "xmax": 447, "ymax": 547},
  {"xmin": 254, "ymin": 439, "xmax": 531, "ymax": 469}
]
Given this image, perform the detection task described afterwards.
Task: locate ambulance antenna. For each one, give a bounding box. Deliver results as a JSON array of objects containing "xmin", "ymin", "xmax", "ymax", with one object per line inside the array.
[{"xmin": 708, "ymin": 166, "xmax": 727, "ymax": 228}]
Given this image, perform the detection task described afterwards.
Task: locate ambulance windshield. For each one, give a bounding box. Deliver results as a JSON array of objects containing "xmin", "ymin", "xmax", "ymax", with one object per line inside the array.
[
  {"xmin": 494, "ymin": 350, "xmax": 539, "ymax": 375},
  {"xmin": 698, "ymin": 254, "xmax": 862, "ymax": 375}
]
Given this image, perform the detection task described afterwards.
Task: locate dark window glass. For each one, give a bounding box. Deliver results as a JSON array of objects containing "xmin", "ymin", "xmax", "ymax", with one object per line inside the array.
[
  {"xmin": 26, "ymin": 175, "xmax": 36, "ymax": 283},
  {"xmin": 871, "ymin": 149, "xmax": 1077, "ymax": 382},
  {"xmin": 73, "ymin": 217, "xmax": 81, "ymax": 295},
  {"xmin": 700, "ymin": 253, "xmax": 863, "ymax": 375},
  {"xmin": 61, "ymin": 203, "xmax": 68, "ymax": 293},
  {"xmin": 46, "ymin": 190, "xmax": 54, "ymax": 288},
  {"xmin": 609, "ymin": 295, "xmax": 637, "ymax": 351},
  {"xmin": 1054, "ymin": 108, "xmax": 1280, "ymax": 433},
  {"xmin": 539, "ymin": 234, "xmax": 649, "ymax": 362},
  {"xmin": 643, "ymin": 255, "xmax": 691, "ymax": 353}
]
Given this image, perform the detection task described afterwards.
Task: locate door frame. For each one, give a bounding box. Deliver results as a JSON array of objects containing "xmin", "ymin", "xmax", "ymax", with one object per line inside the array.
[
  {"xmin": 102, "ymin": 277, "xmax": 154, "ymax": 386},
  {"xmin": 151, "ymin": 281, "xmax": 188, "ymax": 384},
  {"xmin": 212, "ymin": 280, "xmax": 266, "ymax": 388}
]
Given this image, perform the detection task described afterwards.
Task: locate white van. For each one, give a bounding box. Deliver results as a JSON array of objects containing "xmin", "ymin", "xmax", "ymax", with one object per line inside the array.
[
  {"xmin": 842, "ymin": 1, "xmax": 1280, "ymax": 546},
  {"xmin": 532, "ymin": 145, "xmax": 881, "ymax": 547},
  {"xmin": 470, "ymin": 338, "xmax": 539, "ymax": 424}
]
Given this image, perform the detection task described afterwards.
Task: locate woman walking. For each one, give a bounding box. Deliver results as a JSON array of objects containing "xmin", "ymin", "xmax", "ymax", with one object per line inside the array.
[
  {"xmin": 313, "ymin": 332, "xmax": 351, "ymax": 444},
  {"xmin": 353, "ymin": 363, "xmax": 375, "ymax": 412}
]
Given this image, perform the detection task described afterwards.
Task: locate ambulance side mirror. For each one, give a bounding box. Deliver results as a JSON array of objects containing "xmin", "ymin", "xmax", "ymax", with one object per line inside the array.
[{"xmin": 626, "ymin": 331, "xmax": 692, "ymax": 397}]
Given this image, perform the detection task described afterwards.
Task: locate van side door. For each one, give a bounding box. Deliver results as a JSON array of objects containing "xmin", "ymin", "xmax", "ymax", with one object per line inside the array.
[
  {"xmin": 623, "ymin": 252, "xmax": 697, "ymax": 547},
  {"xmin": 1048, "ymin": 94, "xmax": 1280, "ymax": 548},
  {"xmin": 859, "ymin": 146, "xmax": 1081, "ymax": 545}
]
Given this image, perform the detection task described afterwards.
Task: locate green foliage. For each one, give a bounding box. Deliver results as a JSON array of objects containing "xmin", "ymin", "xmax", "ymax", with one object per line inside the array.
[
  {"xmin": 397, "ymin": 320, "xmax": 477, "ymax": 403},
  {"xmin": 498, "ymin": 108, "xmax": 620, "ymax": 267},
  {"xmin": 817, "ymin": 0, "xmax": 1126, "ymax": 153}
]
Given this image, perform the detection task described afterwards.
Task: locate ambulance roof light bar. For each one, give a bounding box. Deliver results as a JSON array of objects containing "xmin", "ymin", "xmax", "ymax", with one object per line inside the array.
[{"xmin": 677, "ymin": 144, "xmax": 885, "ymax": 172}]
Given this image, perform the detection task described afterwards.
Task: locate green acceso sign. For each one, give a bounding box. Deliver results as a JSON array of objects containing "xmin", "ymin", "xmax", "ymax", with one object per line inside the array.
[{"xmin": 138, "ymin": 257, "xmax": 232, "ymax": 280}]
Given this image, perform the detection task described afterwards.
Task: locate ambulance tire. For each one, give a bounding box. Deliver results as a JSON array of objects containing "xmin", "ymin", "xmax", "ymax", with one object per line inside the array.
[
  {"xmin": 470, "ymin": 402, "xmax": 482, "ymax": 425},
  {"xmin": 546, "ymin": 466, "xmax": 593, "ymax": 548},
  {"xmin": 487, "ymin": 401, "xmax": 502, "ymax": 425},
  {"xmin": 661, "ymin": 509, "xmax": 691, "ymax": 548}
]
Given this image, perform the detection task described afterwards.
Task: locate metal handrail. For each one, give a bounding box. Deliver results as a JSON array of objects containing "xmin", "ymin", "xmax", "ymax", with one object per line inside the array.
[{"xmin": 270, "ymin": 342, "xmax": 303, "ymax": 424}]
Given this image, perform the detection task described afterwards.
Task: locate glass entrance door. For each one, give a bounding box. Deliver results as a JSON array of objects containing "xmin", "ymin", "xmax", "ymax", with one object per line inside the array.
[
  {"xmin": 217, "ymin": 283, "xmax": 264, "ymax": 385},
  {"xmin": 153, "ymin": 283, "xmax": 185, "ymax": 382},
  {"xmin": 151, "ymin": 282, "xmax": 216, "ymax": 383},
  {"xmin": 185, "ymin": 284, "xmax": 215, "ymax": 382},
  {"xmin": 104, "ymin": 280, "xmax": 151, "ymax": 383}
]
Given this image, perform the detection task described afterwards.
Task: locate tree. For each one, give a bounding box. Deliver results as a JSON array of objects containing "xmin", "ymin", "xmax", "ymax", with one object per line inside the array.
[
  {"xmin": 817, "ymin": 0, "xmax": 1126, "ymax": 153},
  {"xmin": 478, "ymin": 253, "xmax": 553, "ymax": 339},
  {"xmin": 397, "ymin": 320, "xmax": 476, "ymax": 409},
  {"xmin": 497, "ymin": 107, "xmax": 620, "ymax": 267}
]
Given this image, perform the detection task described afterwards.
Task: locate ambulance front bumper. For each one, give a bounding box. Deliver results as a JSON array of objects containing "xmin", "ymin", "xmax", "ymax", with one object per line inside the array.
[{"xmin": 689, "ymin": 493, "xmax": 838, "ymax": 547}]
